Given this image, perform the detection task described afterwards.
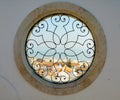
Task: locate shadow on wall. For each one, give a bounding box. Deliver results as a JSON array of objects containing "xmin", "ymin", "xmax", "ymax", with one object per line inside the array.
[{"xmin": 0, "ymin": 74, "xmax": 21, "ymax": 100}]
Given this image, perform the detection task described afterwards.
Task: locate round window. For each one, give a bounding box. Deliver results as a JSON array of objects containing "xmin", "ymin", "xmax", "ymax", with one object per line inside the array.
[
  {"xmin": 26, "ymin": 14, "xmax": 95, "ymax": 83},
  {"xmin": 14, "ymin": 2, "xmax": 107, "ymax": 95}
]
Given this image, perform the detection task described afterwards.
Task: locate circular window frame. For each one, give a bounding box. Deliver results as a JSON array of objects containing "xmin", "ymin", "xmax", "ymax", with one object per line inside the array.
[{"xmin": 14, "ymin": 2, "xmax": 107, "ymax": 95}]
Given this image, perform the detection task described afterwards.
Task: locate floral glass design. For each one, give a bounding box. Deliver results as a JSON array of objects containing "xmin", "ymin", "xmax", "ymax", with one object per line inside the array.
[{"xmin": 25, "ymin": 14, "xmax": 95, "ymax": 83}]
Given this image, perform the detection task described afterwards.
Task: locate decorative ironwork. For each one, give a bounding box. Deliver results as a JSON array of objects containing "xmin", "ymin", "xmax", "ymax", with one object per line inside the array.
[{"xmin": 25, "ymin": 14, "xmax": 95, "ymax": 83}]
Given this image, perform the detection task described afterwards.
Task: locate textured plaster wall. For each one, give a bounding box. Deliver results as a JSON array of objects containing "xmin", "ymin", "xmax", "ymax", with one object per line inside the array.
[{"xmin": 0, "ymin": 0, "xmax": 120, "ymax": 100}]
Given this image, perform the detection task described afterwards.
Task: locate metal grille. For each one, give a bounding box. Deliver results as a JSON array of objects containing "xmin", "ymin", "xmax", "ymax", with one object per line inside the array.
[{"xmin": 25, "ymin": 14, "xmax": 95, "ymax": 83}]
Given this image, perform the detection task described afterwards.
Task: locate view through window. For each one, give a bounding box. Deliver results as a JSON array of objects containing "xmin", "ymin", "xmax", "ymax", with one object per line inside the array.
[{"xmin": 25, "ymin": 14, "xmax": 95, "ymax": 83}]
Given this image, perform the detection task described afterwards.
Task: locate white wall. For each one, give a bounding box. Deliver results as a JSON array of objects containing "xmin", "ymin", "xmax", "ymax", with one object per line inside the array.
[{"xmin": 0, "ymin": 0, "xmax": 120, "ymax": 100}]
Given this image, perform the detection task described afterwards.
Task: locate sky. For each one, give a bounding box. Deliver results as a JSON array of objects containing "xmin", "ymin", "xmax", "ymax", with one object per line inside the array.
[{"xmin": 26, "ymin": 15, "xmax": 95, "ymax": 62}]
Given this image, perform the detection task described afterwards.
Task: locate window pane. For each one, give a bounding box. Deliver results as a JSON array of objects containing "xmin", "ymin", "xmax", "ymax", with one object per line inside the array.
[{"xmin": 25, "ymin": 14, "xmax": 95, "ymax": 83}]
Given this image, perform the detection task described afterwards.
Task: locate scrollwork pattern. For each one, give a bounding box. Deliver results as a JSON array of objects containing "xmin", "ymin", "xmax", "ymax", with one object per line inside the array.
[{"xmin": 25, "ymin": 14, "xmax": 95, "ymax": 83}]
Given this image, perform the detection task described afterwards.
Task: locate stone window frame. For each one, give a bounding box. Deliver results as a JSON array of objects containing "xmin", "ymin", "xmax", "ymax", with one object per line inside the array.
[{"xmin": 14, "ymin": 2, "xmax": 107, "ymax": 95}]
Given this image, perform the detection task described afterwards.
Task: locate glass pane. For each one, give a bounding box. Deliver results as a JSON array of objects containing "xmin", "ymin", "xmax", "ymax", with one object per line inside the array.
[{"xmin": 25, "ymin": 14, "xmax": 95, "ymax": 83}]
